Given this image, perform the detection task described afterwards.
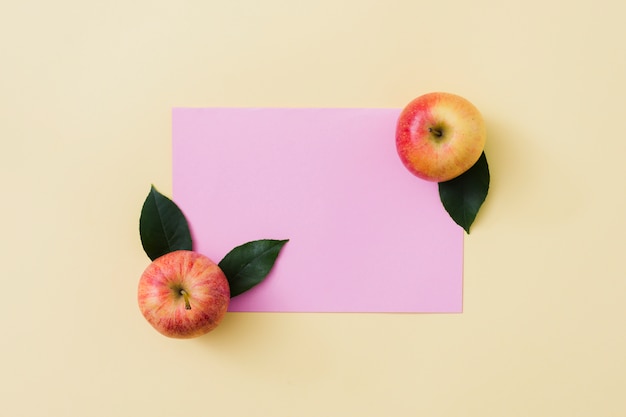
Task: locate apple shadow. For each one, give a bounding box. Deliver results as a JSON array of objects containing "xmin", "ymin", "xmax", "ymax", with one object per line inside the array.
[{"xmin": 192, "ymin": 311, "xmax": 337, "ymax": 382}]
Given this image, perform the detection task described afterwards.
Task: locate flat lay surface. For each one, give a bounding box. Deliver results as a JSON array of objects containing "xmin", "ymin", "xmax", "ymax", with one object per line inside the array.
[{"xmin": 1, "ymin": 0, "xmax": 625, "ymax": 415}]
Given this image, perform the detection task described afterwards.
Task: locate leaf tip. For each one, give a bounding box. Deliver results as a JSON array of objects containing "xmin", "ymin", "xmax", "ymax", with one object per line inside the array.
[
  {"xmin": 139, "ymin": 183, "xmax": 192, "ymax": 261},
  {"xmin": 220, "ymin": 238, "xmax": 290, "ymax": 298}
]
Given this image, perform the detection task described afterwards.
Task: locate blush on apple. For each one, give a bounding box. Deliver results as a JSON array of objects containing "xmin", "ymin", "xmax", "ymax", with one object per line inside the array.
[
  {"xmin": 396, "ymin": 92, "xmax": 486, "ymax": 182},
  {"xmin": 137, "ymin": 250, "xmax": 230, "ymax": 339}
]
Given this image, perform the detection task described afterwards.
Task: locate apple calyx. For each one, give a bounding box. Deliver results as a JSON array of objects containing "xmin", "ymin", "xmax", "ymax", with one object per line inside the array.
[{"xmin": 171, "ymin": 284, "xmax": 192, "ymax": 309}]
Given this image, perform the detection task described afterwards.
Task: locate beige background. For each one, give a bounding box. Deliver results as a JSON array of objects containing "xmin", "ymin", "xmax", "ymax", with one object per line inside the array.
[{"xmin": 2, "ymin": 0, "xmax": 625, "ymax": 416}]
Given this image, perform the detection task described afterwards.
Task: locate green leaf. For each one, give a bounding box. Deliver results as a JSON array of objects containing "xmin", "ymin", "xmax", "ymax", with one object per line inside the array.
[
  {"xmin": 139, "ymin": 185, "xmax": 193, "ymax": 260},
  {"xmin": 438, "ymin": 152, "xmax": 490, "ymax": 234},
  {"xmin": 219, "ymin": 239, "xmax": 289, "ymax": 297}
]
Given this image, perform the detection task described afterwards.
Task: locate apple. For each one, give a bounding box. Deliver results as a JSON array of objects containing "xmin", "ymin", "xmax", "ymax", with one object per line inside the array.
[
  {"xmin": 395, "ymin": 92, "xmax": 486, "ymax": 182},
  {"xmin": 137, "ymin": 250, "xmax": 230, "ymax": 339}
]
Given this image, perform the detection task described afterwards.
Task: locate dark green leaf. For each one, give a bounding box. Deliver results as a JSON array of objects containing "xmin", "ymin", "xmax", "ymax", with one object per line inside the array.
[
  {"xmin": 139, "ymin": 185, "xmax": 193, "ymax": 260},
  {"xmin": 438, "ymin": 152, "xmax": 490, "ymax": 234},
  {"xmin": 219, "ymin": 239, "xmax": 289, "ymax": 297}
]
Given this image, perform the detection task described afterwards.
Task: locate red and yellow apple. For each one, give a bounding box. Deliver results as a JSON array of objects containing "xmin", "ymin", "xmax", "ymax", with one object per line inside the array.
[
  {"xmin": 138, "ymin": 250, "xmax": 230, "ymax": 339},
  {"xmin": 396, "ymin": 92, "xmax": 486, "ymax": 182}
]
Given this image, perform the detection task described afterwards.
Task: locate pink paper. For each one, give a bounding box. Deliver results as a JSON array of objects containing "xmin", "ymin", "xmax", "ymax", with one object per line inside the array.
[{"xmin": 172, "ymin": 108, "xmax": 463, "ymax": 312}]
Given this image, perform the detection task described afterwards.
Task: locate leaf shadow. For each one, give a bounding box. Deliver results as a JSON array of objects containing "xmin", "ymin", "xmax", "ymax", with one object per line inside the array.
[{"xmin": 474, "ymin": 116, "xmax": 581, "ymax": 232}]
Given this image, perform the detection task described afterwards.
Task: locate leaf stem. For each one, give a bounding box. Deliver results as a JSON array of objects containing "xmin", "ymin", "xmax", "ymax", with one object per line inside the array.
[
  {"xmin": 180, "ymin": 289, "xmax": 191, "ymax": 310},
  {"xmin": 429, "ymin": 127, "xmax": 443, "ymax": 137}
]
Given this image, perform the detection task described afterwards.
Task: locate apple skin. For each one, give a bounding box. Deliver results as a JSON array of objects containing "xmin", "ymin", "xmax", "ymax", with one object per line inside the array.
[
  {"xmin": 138, "ymin": 250, "xmax": 230, "ymax": 339},
  {"xmin": 396, "ymin": 92, "xmax": 486, "ymax": 182}
]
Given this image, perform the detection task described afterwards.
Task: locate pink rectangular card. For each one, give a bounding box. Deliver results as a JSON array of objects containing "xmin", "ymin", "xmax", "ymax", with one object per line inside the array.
[{"xmin": 172, "ymin": 108, "xmax": 463, "ymax": 312}]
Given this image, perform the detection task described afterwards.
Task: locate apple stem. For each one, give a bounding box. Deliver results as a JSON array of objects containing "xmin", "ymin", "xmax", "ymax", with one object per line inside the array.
[
  {"xmin": 180, "ymin": 289, "xmax": 191, "ymax": 310},
  {"xmin": 429, "ymin": 127, "xmax": 443, "ymax": 137}
]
